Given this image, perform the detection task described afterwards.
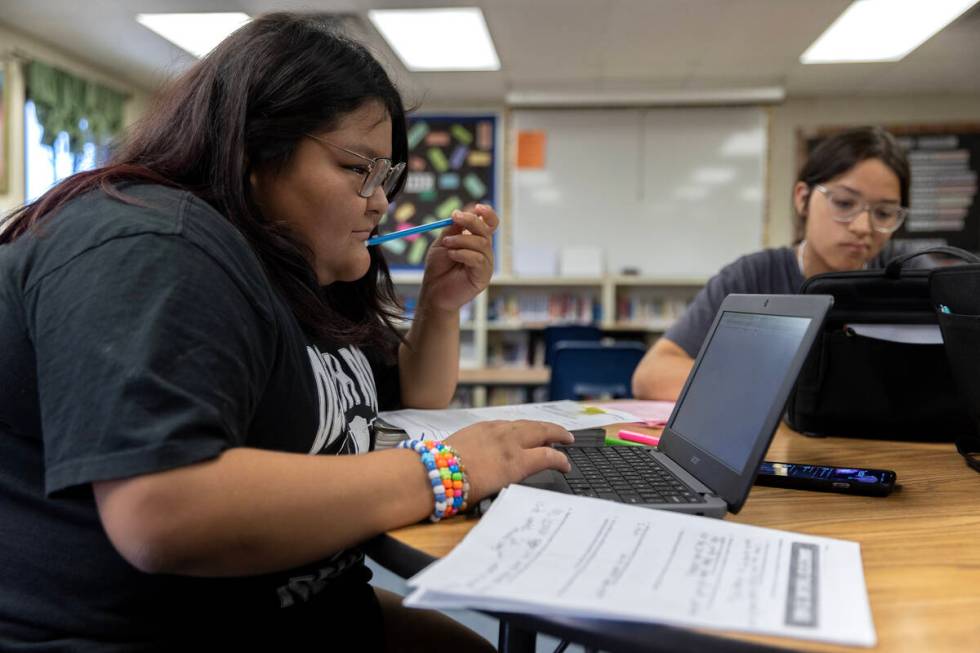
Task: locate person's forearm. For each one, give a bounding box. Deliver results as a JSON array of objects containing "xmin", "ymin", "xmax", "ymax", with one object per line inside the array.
[
  {"xmin": 399, "ymin": 298, "xmax": 460, "ymax": 408},
  {"xmin": 632, "ymin": 346, "xmax": 694, "ymax": 401},
  {"xmin": 94, "ymin": 447, "xmax": 432, "ymax": 577},
  {"xmin": 636, "ymin": 360, "xmax": 691, "ymax": 400}
]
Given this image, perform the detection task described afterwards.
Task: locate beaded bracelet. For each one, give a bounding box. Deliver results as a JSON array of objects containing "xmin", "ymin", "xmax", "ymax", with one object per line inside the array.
[{"xmin": 398, "ymin": 439, "xmax": 470, "ymax": 522}]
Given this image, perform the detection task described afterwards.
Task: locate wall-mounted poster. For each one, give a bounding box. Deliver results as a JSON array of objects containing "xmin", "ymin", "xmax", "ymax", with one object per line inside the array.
[{"xmin": 379, "ymin": 114, "xmax": 497, "ymax": 269}]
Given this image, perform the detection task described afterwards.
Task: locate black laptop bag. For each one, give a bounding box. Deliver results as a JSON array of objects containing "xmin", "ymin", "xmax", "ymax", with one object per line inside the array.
[
  {"xmin": 786, "ymin": 246, "xmax": 980, "ymax": 441},
  {"xmin": 931, "ymin": 264, "xmax": 980, "ymax": 469}
]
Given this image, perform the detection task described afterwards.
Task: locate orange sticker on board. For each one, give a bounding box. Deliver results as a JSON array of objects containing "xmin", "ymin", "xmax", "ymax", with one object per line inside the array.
[{"xmin": 516, "ymin": 130, "xmax": 546, "ymax": 169}]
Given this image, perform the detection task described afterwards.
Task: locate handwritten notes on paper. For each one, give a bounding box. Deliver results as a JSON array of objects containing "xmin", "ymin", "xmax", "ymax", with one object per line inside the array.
[{"xmin": 405, "ymin": 485, "xmax": 876, "ymax": 647}]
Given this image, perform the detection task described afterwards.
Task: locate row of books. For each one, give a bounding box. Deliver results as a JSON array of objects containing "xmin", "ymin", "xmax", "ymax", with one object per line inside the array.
[
  {"xmin": 486, "ymin": 386, "xmax": 549, "ymax": 407},
  {"xmin": 445, "ymin": 386, "xmax": 549, "ymax": 409},
  {"xmin": 488, "ymin": 293, "xmax": 601, "ymax": 324},
  {"xmin": 615, "ymin": 296, "xmax": 692, "ymax": 326}
]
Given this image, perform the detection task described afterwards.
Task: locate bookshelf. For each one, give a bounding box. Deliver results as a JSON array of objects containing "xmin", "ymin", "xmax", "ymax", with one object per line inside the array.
[{"xmin": 393, "ymin": 274, "xmax": 704, "ymax": 407}]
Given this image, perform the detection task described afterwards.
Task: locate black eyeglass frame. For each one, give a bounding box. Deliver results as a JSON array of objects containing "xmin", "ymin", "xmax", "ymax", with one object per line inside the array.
[{"xmin": 305, "ymin": 134, "xmax": 406, "ymax": 199}]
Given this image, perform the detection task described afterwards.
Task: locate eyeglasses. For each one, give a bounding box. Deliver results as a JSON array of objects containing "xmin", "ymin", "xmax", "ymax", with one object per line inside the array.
[
  {"xmin": 305, "ymin": 134, "xmax": 406, "ymax": 199},
  {"xmin": 812, "ymin": 184, "xmax": 908, "ymax": 234}
]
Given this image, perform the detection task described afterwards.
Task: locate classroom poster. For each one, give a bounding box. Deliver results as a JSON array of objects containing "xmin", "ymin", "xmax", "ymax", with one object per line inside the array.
[{"xmin": 380, "ymin": 114, "xmax": 497, "ymax": 269}]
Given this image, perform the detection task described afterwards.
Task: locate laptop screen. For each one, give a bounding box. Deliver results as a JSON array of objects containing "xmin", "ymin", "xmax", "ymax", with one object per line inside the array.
[{"xmin": 669, "ymin": 310, "xmax": 812, "ymax": 475}]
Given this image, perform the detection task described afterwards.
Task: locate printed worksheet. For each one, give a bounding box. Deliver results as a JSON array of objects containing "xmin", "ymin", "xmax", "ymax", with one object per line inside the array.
[
  {"xmin": 379, "ymin": 400, "xmax": 641, "ymax": 440},
  {"xmin": 405, "ymin": 485, "xmax": 876, "ymax": 647}
]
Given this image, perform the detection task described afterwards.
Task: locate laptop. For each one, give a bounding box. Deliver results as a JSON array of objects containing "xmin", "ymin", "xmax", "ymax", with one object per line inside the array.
[{"xmin": 522, "ymin": 293, "xmax": 833, "ymax": 518}]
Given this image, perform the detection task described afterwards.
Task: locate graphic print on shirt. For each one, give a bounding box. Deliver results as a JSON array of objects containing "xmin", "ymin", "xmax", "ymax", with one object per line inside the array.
[{"xmin": 306, "ymin": 345, "xmax": 378, "ymax": 455}]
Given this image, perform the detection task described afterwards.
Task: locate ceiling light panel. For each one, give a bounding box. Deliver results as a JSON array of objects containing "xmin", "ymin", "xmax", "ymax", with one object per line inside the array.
[
  {"xmin": 136, "ymin": 12, "xmax": 252, "ymax": 59},
  {"xmin": 368, "ymin": 7, "xmax": 500, "ymax": 71},
  {"xmin": 801, "ymin": 0, "xmax": 979, "ymax": 64}
]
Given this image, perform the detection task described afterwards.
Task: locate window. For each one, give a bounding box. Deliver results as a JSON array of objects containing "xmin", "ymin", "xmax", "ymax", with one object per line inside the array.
[{"xmin": 24, "ymin": 99, "xmax": 101, "ymax": 202}]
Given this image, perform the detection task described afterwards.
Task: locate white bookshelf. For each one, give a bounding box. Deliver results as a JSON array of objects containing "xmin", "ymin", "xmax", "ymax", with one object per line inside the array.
[{"xmin": 392, "ymin": 273, "xmax": 704, "ymax": 406}]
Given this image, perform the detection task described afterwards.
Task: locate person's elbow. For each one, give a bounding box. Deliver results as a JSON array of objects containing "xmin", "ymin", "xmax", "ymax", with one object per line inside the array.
[
  {"xmin": 93, "ymin": 474, "xmax": 208, "ymax": 575},
  {"xmin": 631, "ymin": 360, "xmax": 655, "ymax": 399},
  {"xmin": 401, "ymin": 385, "xmax": 454, "ymax": 409},
  {"xmin": 632, "ymin": 349, "xmax": 658, "ymax": 399}
]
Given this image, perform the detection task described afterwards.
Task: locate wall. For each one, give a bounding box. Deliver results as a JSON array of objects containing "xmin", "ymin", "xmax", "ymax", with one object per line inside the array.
[
  {"xmin": 767, "ymin": 94, "xmax": 980, "ymax": 247},
  {"xmin": 0, "ymin": 23, "xmax": 150, "ymax": 214},
  {"xmin": 425, "ymin": 95, "xmax": 980, "ymax": 264}
]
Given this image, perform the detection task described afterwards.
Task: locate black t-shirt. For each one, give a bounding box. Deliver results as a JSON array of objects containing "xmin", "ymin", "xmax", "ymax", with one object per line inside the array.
[
  {"xmin": 664, "ymin": 242, "xmax": 928, "ymax": 357},
  {"xmin": 0, "ymin": 185, "xmax": 401, "ymax": 650}
]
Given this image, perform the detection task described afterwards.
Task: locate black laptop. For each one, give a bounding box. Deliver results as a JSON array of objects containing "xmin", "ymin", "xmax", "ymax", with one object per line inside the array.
[{"xmin": 522, "ymin": 293, "xmax": 833, "ymax": 518}]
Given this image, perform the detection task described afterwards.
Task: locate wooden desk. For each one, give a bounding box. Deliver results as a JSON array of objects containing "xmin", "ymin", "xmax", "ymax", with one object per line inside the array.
[{"xmin": 372, "ymin": 423, "xmax": 980, "ymax": 652}]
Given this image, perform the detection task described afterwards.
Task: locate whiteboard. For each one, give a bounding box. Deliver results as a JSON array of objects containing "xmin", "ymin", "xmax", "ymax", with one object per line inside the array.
[{"xmin": 511, "ymin": 107, "xmax": 767, "ymax": 278}]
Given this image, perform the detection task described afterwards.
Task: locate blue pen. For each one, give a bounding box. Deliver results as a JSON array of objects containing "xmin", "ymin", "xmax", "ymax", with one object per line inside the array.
[{"xmin": 366, "ymin": 218, "xmax": 454, "ymax": 246}]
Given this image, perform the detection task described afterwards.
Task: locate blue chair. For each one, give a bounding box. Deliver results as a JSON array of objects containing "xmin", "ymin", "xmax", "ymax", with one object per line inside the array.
[
  {"xmin": 542, "ymin": 325, "xmax": 602, "ymax": 367},
  {"xmin": 548, "ymin": 340, "xmax": 648, "ymax": 401}
]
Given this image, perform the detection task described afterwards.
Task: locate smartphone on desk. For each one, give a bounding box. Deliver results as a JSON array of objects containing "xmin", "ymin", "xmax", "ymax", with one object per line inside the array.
[{"xmin": 755, "ymin": 461, "xmax": 897, "ymax": 497}]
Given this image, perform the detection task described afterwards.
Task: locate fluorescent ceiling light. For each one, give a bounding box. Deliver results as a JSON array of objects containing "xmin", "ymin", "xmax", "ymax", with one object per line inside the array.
[
  {"xmin": 136, "ymin": 13, "xmax": 251, "ymax": 58},
  {"xmin": 505, "ymin": 87, "xmax": 785, "ymax": 107},
  {"xmin": 801, "ymin": 0, "xmax": 979, "ymax": 63},
  {"xmin": 368, "ymin": 8, "xmax": 500, "ymax": 71}
]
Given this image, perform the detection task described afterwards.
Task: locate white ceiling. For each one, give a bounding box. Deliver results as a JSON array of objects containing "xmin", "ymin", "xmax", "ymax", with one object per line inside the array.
[{"xmin": 3, "ymin": 0, "xmax": 980, "ymax": 104}]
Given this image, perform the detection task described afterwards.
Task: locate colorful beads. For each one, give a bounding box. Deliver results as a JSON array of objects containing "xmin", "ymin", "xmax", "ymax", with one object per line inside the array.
[{"xmin": 398, "ymin": 439, "xmax": 471, "ymax": 522}]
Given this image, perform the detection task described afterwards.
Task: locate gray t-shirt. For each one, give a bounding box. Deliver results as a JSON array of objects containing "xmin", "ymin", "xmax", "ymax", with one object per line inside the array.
[{"xmin": 664, "ymin": 242, "xmax": 926, "ymax": 357}]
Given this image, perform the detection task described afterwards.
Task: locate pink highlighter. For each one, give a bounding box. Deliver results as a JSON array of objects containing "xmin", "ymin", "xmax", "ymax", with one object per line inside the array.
[{"xmin": 617, "ymin": 429, "xmax": 661, "ymax": 447}]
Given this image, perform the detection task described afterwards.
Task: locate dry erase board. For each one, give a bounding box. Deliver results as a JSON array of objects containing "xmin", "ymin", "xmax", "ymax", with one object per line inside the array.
[
  {"xmin": 379, "ymin": 114, "xmax": 497, "ymax": 270},
  {"xmin": 510, "ymin": 107, "xmax": 768, "ymax": 279},
  {"xmin": 803, "ymin": 124, "xmax": 980, "ymax": 253}
]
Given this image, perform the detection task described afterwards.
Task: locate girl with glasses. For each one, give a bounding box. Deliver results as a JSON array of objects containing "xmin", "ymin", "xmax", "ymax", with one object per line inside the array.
[
  {"xmin": 0, "ymin": 13, "xmax": 573, "ymax": 651},
  {"xmin": 633, "ymin": 126, "xmax": 925, "ymax": 401}
]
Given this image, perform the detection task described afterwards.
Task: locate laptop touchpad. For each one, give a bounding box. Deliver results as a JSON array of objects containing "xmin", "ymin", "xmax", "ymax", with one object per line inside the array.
[{"xmin": 521, "ymin": 469, "xmax": 570, "ymax": 492}]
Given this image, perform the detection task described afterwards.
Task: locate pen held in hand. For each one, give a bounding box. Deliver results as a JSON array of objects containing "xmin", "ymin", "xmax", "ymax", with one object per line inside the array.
[{"xmin": 366, "ymin": 217, "xmax": 454, "ymax": 246}]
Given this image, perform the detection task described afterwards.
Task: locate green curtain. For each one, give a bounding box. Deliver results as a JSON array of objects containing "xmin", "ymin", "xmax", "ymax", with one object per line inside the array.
[{"xmin": 25, "ymin": 60, "xmax": 128, "ymax": 154}]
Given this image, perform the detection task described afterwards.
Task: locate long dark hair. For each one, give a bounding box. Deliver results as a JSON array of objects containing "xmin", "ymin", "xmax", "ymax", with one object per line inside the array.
[
  {"xmin": 1, "ymin": 12, "xmax": 408, "ymax": 349},
  {"xmin": 795, "ymin": 126, "xmax": 910, "ymax": 240}
]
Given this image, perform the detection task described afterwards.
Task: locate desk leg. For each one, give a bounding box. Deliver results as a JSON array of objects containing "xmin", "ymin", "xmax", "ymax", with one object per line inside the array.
[{"xmin": 498, "ymin": 619, "xmax": 536, "ymax": 653}]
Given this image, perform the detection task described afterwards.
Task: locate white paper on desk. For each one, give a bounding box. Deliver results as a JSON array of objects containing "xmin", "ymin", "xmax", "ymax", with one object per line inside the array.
[
  {"xmin": 848, "ymin": 323, "xmax": 943, "ymax": 345},
  {"xmin": 405, "ymin": 485, "xmax": 876, "ymax": 648},
  {"xmin": 379, "ymin": 400, "xmax": 641, "ymax": 440},
  {"xmin": 589, "ymin": 400, "xmax": 675, "ymax": 427}
]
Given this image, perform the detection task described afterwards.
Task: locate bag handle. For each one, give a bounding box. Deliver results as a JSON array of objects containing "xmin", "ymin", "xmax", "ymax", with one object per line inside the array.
[{"xmin": 884, "ymin": 245, "xmax": 980, "ymax": 278}]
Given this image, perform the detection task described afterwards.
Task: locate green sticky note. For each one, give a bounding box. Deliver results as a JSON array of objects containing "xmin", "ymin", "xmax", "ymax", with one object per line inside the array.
[
  {"xmin": 408, "ymin": 122, "xmax": 429, "ymax": 150},
  {"xmin": 435, "ymin": 196, "xmax": 463, "ymax": 219},
  {"xmin": 462, "ymin": 173, "xmax": 486, "ymax": 199},
  {"xmin": 604, "ymin": 435, "xmax": 644, "ymax": 447},
  {"xmin": 450, "ymin": 124, "xmax": 473, "ymax": 145},
  {"xmin": 427, "ymin": 147, "xmax": 450, "ymax": 173},
  {"xmin": 419, "ymin": 190, "xmax": 438, "ymax": 202},
  {"xmin": 407, "ymin": 237, "xmax": 429, "ymax": 265}
]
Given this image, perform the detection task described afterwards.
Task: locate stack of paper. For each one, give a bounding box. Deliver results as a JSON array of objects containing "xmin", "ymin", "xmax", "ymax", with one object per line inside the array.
[
  {"xmin": 405, "ymin": 485, "xmax": 877, "ymax": 648},
  {"xmin": 590, "ymin": 400, "xmax": 675, "ymax": 427},
  {"xmin": 379, "ymin": 400, "xmax": 641, "ymax": 441}
]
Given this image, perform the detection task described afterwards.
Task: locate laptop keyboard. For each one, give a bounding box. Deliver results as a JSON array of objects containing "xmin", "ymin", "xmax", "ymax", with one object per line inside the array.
[{"xmin": 561, "ymin": 446, "xmax": 705, "ymax": 505}]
